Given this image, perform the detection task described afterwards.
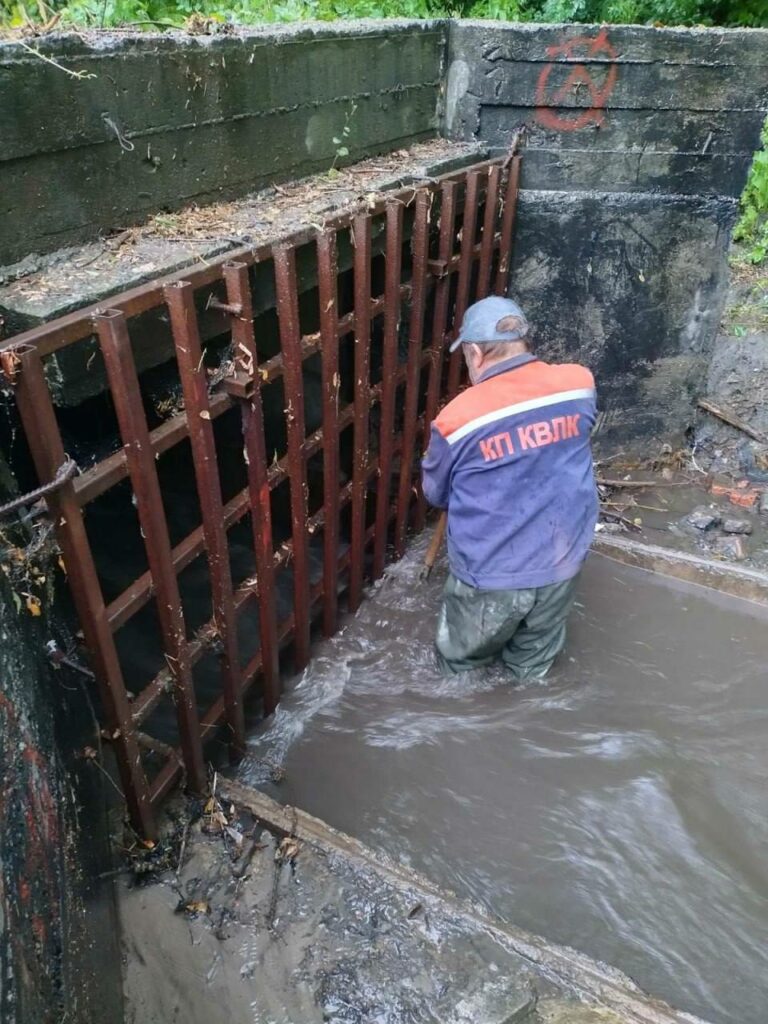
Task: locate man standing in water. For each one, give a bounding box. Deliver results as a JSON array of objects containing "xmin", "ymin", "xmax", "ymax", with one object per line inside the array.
[{"xmin": 421, "ymin": 296, "xmax": 598, "ymax": 678}]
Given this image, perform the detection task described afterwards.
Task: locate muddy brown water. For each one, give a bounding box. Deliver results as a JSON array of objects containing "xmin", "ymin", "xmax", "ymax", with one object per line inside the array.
[{"xmin": 240, "ymin": 539, "xmax": 768, "ymax": 1024}]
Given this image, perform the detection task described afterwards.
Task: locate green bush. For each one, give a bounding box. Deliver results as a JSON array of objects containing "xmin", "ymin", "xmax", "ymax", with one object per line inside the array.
[
  {"xmin": 734, "ymin": 119, "xmax": 768, "ymax": 265},
  {"xmin": 3, "ymin": 0, "xmax": 768, "ymax": 27}
]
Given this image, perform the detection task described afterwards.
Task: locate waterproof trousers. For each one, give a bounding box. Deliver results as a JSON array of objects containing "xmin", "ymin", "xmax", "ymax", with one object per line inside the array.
[{"xmin": 435, "ymin": 572, "xmax": 579, "ymax": 678}]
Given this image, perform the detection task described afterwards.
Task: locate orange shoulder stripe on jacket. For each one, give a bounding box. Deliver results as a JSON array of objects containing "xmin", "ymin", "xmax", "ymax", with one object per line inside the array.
[{"xmin": 434, "ymin": 362, "xmax": 595, "ymax": 439}]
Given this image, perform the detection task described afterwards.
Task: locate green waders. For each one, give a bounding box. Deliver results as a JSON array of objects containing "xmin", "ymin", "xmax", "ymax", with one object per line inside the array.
[{"xmin": 435, "ymin": 572, "xmax": 579, "ymax": 678}]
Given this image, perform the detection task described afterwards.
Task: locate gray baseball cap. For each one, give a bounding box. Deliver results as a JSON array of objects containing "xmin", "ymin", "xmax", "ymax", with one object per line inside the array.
[{"xmin": 449, "ymin": 295, "xmax": 529, "ymax": 353}]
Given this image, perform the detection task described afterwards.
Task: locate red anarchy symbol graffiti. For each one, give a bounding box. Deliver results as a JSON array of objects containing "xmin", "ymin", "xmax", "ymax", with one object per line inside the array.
[{"xmin": 535, "ymin": 28, "xmax": 618, "ymax": 132}]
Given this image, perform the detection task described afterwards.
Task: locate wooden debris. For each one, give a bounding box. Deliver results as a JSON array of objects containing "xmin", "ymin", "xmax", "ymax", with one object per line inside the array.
[{"xmin": 697, "ymin": 398, "xmax": 768, "ymax": 447}]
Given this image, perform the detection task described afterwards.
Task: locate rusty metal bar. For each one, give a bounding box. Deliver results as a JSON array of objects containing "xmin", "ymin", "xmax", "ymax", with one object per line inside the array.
[
  {"xmin": 414, "ymin": 180, "xmax": 458, "ymax": 534},
  {"xmin": 223, "ymin": 261, "xmax": 281, "ymax": 716},
  {"xmin": 95, "ymin": 309, "xmax": 207, "ymax": 793},
  {"xmin": 273, "ymin": 246, "xmax": 311, "ymax": 670},
  {"xmin": 373, "ymin": 200, "xmax": 404, "ymax": 579},
  {"xmin": 150, "ymin": 515, "xmax": 382, "ymax": 804},
  {"xmin": 130, "ymin": 434, "xmax": 408, "ymax": 729},
  {"xmin": 477, "ymin": 166, "xmax": 501, "ymax": 300},
  {"xmin": 72, "ymin": 286, "xmax": 416, "ymax": 510},
  {"xmin": 105, "ymin": 350, "xmax": 430, "ymax": 634},
  {"xmin": 495, "ymin": 155, "xmax": 522, "ymax": 296},
  {"xmin": 394, "ymin": 191, "xmax": 430, "ymax": 558},
  {"xmin": 164, "ymin": 280, "xmax": 246, "ymax": 758},
  {"xmin": 10, "ymin": 346, "xmax": 155, "ymax": 837},
  {"xmin": 317, "ymin": 228, "xmax": 341, "ymax": 637},
  {"xmin": 447, "ymin": 169, "xmax": 483, "ymax": 401},
  {"xmin": 349, "ymin": 214, "xmax": 372, "ymax": 614}
]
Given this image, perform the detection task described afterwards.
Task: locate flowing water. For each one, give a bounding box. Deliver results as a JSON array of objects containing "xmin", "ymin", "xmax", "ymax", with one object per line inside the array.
[{"xmin": 239, "ymin": 537, "xmax": 768, "ymax": 1024}]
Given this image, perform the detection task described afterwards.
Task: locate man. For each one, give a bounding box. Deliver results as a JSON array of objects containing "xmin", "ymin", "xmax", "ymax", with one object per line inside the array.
[{"xmin": 421, "ymin": 295, "xmax": 598, "ymax": 678}]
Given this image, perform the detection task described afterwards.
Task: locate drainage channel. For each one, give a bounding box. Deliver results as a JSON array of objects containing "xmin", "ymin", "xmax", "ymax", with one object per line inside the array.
[
  {"xmin": 240, "ymin": 532, "xmax": 768, "ymax": 1024},
  {"xmin": 0, "ymin": 154, "xmax": 521, "ymax": 838}
]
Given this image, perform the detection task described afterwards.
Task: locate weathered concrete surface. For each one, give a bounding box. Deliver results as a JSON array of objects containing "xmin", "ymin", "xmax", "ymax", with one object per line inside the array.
[
  {"xmin": 0, "ymin": 566, "xmax": 123, "ymax": 1024},
  {"xmin": 0, "ymin": 136, "xmax": 484, "ymax": 319},
  {"xmin": 0, "ymin": 21, "xmax": 445, "ymax": 265},
  {"xmin": 445, "ymin": 22, "xmax": 768, "ymax": 198},
  {"xmin": 445, "ymin": 21, "xmax": 768, "ymax": 442},
  {"xmin": 510, "ymin": 189, "xmax": 734, "ymax": 444}
]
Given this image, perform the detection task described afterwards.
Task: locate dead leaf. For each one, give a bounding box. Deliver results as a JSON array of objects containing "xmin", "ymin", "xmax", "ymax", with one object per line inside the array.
[
  {"xmin": 204, "ymin": 796, "xmax": 216, "ymax": 814},
  {"xmin": 184, "ymin": 900, "xmax": 210, "ymax": 915},
  {"xmin": 276, "ymin": 836, "xmax": 300, "ymax": 863},
  {"xmin": 25, "ymin": 594, "xmax": 42, "ymax": 617}
]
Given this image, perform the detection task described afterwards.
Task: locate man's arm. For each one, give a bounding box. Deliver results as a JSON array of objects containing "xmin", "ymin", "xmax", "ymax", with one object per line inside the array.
[{"xmin": 421, "ymin": 424, "xmax": 453, "ymax": 510}]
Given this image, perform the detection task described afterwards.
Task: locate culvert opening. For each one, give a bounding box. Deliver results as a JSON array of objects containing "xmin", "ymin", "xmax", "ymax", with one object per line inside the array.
[{"xmin": 0, "ymin": 154, "xmax": 521, "ymax": 838}]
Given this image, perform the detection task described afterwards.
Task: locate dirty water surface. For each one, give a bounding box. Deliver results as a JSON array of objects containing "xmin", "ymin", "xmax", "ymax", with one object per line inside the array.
[{"xmin": 240, "ymin": 538, "xmax": 768, "ymax": 1024}]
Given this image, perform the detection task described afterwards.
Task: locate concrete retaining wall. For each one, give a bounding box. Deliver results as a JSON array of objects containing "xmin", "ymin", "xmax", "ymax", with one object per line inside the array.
[
  {"xmin": 0, "ymin": 22, "xmax": 445, "ymax": 265},
  {"xmin": 446, "ymin": 22, "xmax": 768, "ymax": 441},
  {"xmin": 0, "ymin": 570, "xmax": 124, "ymax": 1024}
]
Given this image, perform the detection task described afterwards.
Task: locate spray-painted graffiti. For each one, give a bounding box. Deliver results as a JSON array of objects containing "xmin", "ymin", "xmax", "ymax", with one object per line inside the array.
[{"xmin": 535, "ymin": 28, "xmax": 618, "ymax": 132}]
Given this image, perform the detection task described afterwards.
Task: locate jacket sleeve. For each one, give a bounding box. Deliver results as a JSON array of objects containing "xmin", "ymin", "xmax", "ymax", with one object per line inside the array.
[{"xmin": 421, "ymin": 424, "xmax": 453, "ymax": 510}]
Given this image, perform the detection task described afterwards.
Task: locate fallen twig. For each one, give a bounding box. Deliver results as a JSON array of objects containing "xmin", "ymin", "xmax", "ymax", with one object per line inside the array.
[
  {"xmin": 600, "ymin": 510, "xmax": 642, "ymax": 532},
  {"xmin": 17, "ymin": 39, "xmax": 96, "ymax": 79},
  {"xmin": 697, "ymin": 398, "xmax": 768, "ymax": 447},
  {"xmin": 597, "ymin": 477, "xmax": 690, "ymax": 490}
]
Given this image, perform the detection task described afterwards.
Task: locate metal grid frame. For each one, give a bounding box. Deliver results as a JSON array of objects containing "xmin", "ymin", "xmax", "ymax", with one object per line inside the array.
[{"xmin": 0, "ymin": 154, "xmax": 521, "ymax": 837}]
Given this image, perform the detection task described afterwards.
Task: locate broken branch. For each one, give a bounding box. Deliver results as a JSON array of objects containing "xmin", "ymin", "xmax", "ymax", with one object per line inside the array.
[{"xmin": 697, "ymin": 398, "xmax": 768, "ymax": 447}]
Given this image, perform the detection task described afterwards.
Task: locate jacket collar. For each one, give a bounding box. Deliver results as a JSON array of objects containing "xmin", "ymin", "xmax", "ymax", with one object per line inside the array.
[{"xmin": 478, "ymin": 352, "xmax": 538, "ymax": 383}]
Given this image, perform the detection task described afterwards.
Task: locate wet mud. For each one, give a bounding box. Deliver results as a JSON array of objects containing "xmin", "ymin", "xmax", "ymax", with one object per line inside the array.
[{"xmin": 240, "ymin": 536, "xmax": 768, "ymax": 1024}]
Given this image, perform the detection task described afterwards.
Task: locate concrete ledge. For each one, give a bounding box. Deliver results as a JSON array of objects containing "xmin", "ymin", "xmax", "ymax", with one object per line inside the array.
[
  {"xmin": 219, "ymin": 779, "xmax": 708, "ymax": 1024},
  {"xmin": 593, "ymin": 534, "xmax": 768, "ymax": 606}
]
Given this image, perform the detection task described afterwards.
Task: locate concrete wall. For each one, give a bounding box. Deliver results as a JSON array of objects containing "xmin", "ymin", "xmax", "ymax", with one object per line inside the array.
[
  {"xmin": 0, "ymin": 571, "xmax": 124, "ymax": 1024},
  {"xmin": 0, "ymin": 21, "xmax": 445, "ymax": 265},
  {"xmin": 445, "ymin": 22, "xmax": 768, "ymax": 442}
]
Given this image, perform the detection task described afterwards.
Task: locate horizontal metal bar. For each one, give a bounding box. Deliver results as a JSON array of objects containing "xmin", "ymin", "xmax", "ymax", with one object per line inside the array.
[
  {"xmin": 148, "ymin": 514, "xmax": 388, "ymax": 805},
  {"xmin": 73, "ymin": 286, "xmax": 413, "ymax": 507},
  {"xmin": 105, "ymin": 348, "xmax": 433, "ymax": 632}
]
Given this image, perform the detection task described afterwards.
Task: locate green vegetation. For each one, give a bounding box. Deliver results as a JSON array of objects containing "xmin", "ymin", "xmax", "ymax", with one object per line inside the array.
[
  {"xmin": 734, "ymin": 120, "xmax": 768, "ymax": 266},
  {"xmin": 3, "ymin": 0, "xmax": 767, "ymax": 30}
]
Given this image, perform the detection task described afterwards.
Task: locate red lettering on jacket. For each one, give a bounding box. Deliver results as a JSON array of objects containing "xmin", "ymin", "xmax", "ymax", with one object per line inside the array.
[
  {"xmin": 533, "ymin": 421, "xmax": 553, "ymax": 447},
  {"xmin": 479, "ymin": 431, "xmax": 516, "ymax": 462},
  {"xmin": 517, "ymin": 424, "xmax": 537, "ymax": 450},
  {"xmin": 566, "ymin": 414, "xmax": 581, "ymax": 438},
  {"xmin": 479, "ymin": 438, "xmax": 498, "ymax": 462}
]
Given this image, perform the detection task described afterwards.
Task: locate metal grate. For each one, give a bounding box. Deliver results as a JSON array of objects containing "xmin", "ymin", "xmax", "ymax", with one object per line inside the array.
[{"xmin": 0, "ymin": 155, "xmax": 521, "ymax": 837}]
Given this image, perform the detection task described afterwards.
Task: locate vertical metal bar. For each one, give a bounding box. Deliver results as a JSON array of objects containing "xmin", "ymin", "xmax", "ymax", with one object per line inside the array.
[
  {"xmin": 494, "ymin": 155, "xmax": 522, "ymax": 296},
  {"xmin": 222, "ymin": 262, "xmax": 281, "ymax": 715},
  {"xmin": 272, "ymin": 246, "xmax": 311, "ymax": 669},
  {"xmin": 348, "ymin": 213, "xmax": 372, "ymax": 614},
  {"xmin": 394, "ymin": 190, "xmax": 430, "ymax": 558},
  {"xmin": 413, "ymin": 181, "xmax": 458, "ymax": 533},
  {"xmin": 12, "ymin": 346, "xmax": 155, "ymax": 837},
  {"xmin": 95, "ymin": 310, "xmax": 207, "ymax": 793},
  {"xmin": 163, "ymin": 281, "xmax": 245, "ymax": 758},
  {"xmin": 477, "ymin": 165, "xmax": 502, "ymax": 300},
  {"xmin": 316, "ymin": 229, "xmax": 341, "ymax": 637},
  {"xmin": 372, "ymin": 200, "xmax": 404, "ymax": 579},
  {"xmin": 447, "ymin": 169, "xmax": 482, "ymax": 401}
]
